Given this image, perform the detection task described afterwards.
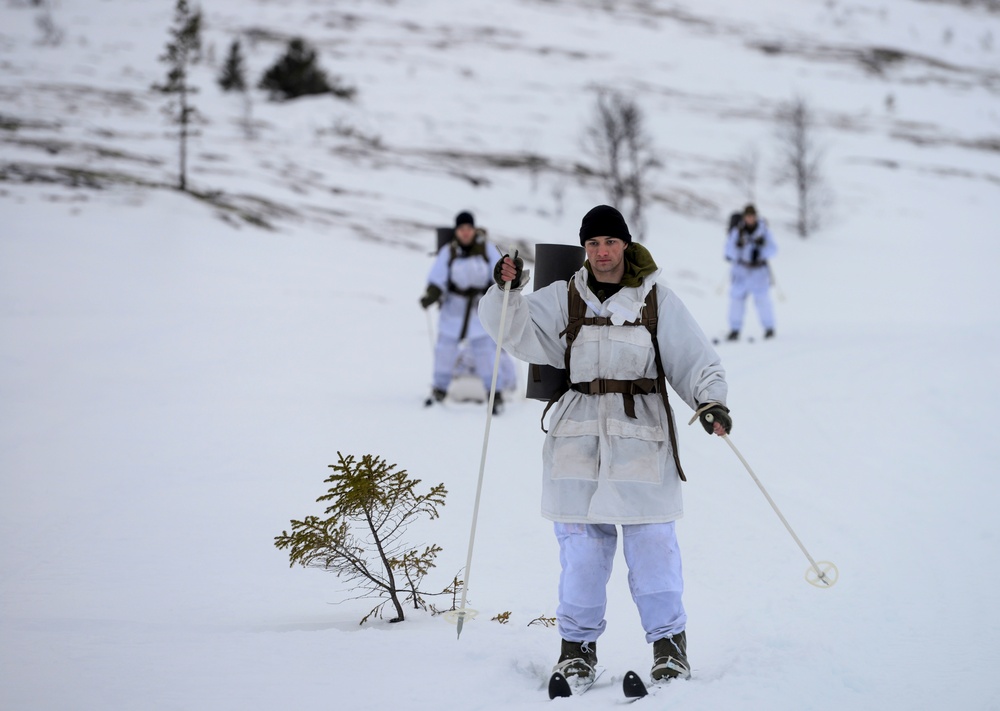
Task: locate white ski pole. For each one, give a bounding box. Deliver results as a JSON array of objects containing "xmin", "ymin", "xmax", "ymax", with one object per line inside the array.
[
  {"xmin": 425, "ymin": 308, "xmax": 436, "ymax": 355},
  {"xmin": 768, "ymin": 264, "xmax": 786, "ymax": 302},
  {"xmin": 715, "ymin": 272, "xmax": 727, "ymax": 297},
  {"xmin": 706, "ymin": 413, "xmax": 838, "ymax": 588},
  {"xmin": 446, "ymin": 250, "xmax": 517, "ymax": 638}
]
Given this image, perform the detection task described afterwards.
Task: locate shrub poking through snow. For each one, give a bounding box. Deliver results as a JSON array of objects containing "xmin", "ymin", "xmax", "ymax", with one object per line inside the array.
[{"xmin": 275, "ymin": 452, "xmax": 447, "ymax": 624}]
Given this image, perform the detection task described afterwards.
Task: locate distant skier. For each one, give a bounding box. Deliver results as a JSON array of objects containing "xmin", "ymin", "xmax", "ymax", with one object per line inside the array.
[
  {"xmin": 482, "ymin": 205, "xmax": 732, "ymax": 688},
  {"xmin": 420, "ymin": 211, "xmax": 515, "ymax": 414},
  {"xmin": 724, "ymin": 203, "xmax": 777, "ymax": 341}
]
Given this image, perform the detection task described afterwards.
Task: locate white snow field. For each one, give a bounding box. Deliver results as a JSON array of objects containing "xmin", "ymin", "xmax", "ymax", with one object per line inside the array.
[{"xmin": 2, "ymin": 0, "xmax": 999, "ymax": 709}]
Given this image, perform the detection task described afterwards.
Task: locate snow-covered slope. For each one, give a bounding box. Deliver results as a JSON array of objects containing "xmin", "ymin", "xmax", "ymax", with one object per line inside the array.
[{"xmin": 2, "ymin": 1, "xmax": 999, "ymax": 709}]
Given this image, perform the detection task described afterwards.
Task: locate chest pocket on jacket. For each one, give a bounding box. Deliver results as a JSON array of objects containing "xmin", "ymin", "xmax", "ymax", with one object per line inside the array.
[{"xmin": 607, "ymin": 326, "xmax": 655, "ymax": 380}]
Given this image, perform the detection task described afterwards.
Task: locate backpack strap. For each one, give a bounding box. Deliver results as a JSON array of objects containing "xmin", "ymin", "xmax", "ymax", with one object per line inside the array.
[
  {"xmin": 446, "ymin": 239, "xmax": 490, "ymax": 341},
  {"xmin": 644, "ymin": 287, "xmax": 687, "ymax": 481},
  {"xmin": 537, "ymin": 281, "xmax": 586, "ymax": 432}
]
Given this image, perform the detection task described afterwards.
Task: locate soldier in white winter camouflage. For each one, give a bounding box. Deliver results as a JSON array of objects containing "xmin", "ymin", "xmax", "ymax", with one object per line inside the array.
[
  {"xmin": 481, "ymin": 205, "xmax": 733, "ymax": 692},
  {"xmin": 420, "ymin": 211, "xmax": 515, "ymax": 415}
]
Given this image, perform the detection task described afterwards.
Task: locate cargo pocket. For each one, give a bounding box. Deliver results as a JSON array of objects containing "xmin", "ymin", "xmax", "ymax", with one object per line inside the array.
[
  {"xmin": 548, "ymin": 418, "xmax": 600, "ymax": 480},
  {"xmin": 606, "ymin": 418, "xmax": 664, "ymax": 483}
]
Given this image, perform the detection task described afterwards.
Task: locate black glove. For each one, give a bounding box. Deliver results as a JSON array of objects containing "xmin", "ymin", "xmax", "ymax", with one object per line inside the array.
[
  {"xmin": 419, "ymin": 284, "xmax": 442, "ymax": 309},
  {"xmin": 493, "ymin": 253, "xmax": 523, "ymax": 288},
  {"xmin": 698, "ymin": 403, "xmax": 732, "ymax": 435}
]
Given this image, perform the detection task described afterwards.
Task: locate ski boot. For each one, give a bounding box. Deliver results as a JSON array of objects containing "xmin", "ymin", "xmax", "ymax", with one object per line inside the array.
[
  {"xmin": 651, "ymin": 631, "xmax": 690, "ymax": 681},
  {"xmin": 423, "ymin": 388, "xmax": 446, "ymax": 407},
  {"xmin": 553, "ymin": 639, "xmax": 597, "ymax": 681}
]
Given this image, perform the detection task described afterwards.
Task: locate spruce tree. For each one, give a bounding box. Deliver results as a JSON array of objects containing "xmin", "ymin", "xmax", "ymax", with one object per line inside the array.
[
  {"xmin": 153, "ymin": 0, "xmax": 203, "ymax": 191},
  {"xmin": 259, "ymin": 37, "xmax": 354, "ymax": 101},
  {"xmin": 274, "ymin": 453, "xmax": 447, "ymax": 624},
  {"xmin": 218, "ymin": 38, "xmax": 247, "ymax": 92}
]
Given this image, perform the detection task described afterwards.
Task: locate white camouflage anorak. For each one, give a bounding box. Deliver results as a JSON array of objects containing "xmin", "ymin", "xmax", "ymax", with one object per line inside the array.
[{"xmin": 479, "ymin": 256, "xmax": 727, "ymax": 524}]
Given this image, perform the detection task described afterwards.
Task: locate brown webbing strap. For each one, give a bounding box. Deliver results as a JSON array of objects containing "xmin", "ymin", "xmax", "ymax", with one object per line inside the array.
[
  {"xmin": 539, "ymin": 283, "xmax": 589, "ymax": 432},
  {"xmin": 447, "ymin": 239, "xmax": 491, "ymax": 341},
  {"xmin": 644, "ymin": 290, "xmax": 687, "ymax": 481},
  {"xmin": 570, "ymin": 378, "xmax": 659, "ymax": 418},
  {"xmin": 459, "ymin": 297, "xmax": 472, "ymax": 340}
]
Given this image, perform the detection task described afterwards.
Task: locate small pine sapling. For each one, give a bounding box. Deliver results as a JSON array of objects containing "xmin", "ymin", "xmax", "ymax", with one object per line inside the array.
[
  {"xmin": 274, "ymin": 452, "xmax": 447, "ymax": 624},
  {"xmin": 429, "ymin": 573, "xmax": 465, "ymax": 616}
]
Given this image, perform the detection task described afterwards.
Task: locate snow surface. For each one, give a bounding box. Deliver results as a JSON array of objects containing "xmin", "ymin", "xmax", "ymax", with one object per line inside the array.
[{"xmin": 2, "ymin": 0, "xmax": 1000, "ymax": 709}]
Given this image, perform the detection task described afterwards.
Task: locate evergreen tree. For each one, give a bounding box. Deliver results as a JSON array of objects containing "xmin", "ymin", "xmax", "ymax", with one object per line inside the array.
[
  {"xmin": 218, "ymin": 38, "xmax": 247, "ymax": 92},
  {"xmin": 259, "ymin": 37, "xmax": 355, "ymax": 101},
  {"xmin": 153, "ymin": 0, "xmax": 203, "ymax": 191},
  {"xmin": 274, "ymin": 453, "xmax": 447, "ymax": 624}
]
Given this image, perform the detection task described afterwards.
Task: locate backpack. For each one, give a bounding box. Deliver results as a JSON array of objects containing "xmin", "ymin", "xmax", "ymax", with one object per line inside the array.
[
  {"xmin": 543, "ymin": 280, "xmax": 686, "ymax": 481},
  {"xmin": 728, "ymin": 211, "xmax": 743, "ymax": 233}
]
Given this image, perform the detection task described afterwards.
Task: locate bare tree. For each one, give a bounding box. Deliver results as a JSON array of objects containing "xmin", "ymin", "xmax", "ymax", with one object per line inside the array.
[
  {"xmin": 582, "ymin": 89, "xmax": 659, "ymax": 240},
  {"xmin": 730, "ymin": 144, "xmax": 760, "ymax": 203},
  {"xmin": 773, "ymin": 95, "xmax": 829, "ymax": 238},
  {"xmin": 153, "ymin": 0, "xmax": 203, "ymax": 191},
  {"xmin": 34, "ymin": 0, "xmax": 64, "ymax": 47}
]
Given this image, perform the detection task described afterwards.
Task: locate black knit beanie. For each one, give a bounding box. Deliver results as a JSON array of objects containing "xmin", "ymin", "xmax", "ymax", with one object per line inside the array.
[
  {"xmin": 455, "ymin": 211, "xmax": 475, "ymax": 228},
  {"xmin": 579, "ymin": 205, "xmax": 631, "ymax": 245}
]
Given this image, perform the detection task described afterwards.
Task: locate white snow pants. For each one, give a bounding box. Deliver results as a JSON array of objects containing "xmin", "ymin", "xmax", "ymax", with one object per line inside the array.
[
  {"xmin": 432, "ymin": 334, "xmax": 515, "ymax": 394},
  {"xmin": 554, "ymin": 522, "xmax": 686, "ymax": 644},
  {"xmin": 728, "ymin": 263, "xmax": 774, "ymax": 332}
]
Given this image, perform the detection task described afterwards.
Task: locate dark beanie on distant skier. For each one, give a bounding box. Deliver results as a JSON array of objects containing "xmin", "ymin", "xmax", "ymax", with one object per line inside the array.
[
  {"xmin": 579, "ymin": 205, "xmax": 631, "ymax": 246},
  {"xmin": 455, "ymin": 211, "xmax": 475, "ymax": 228}
]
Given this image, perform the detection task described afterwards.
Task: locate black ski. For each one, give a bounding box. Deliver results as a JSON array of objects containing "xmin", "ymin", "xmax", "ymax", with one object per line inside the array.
[
  {"xmin": 547, "ymin": 667, "xmax": 605, "ymax": 699},
  {"xmin": 548, "ymin": 672, "xmax": 572, "ymax": 699},
  {"xmin": 622, "ymin": 670, "xmax": 648, "ymax": 699}
]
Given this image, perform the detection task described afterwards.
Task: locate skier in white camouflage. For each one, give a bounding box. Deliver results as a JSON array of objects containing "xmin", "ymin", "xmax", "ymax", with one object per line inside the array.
[
  {"xmin": 420, "ymin": 211, "xmax": 515, "ymax": 415},
  {"xmin": 480, "ymin": 205, "xmax": 731, "ymax": 687},
  {"xmin": 724, "ymin": 203, "xmax": 778, "ymax": 341}
]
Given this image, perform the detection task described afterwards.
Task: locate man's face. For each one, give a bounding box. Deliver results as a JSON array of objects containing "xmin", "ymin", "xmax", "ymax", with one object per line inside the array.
[
  {"xmin": 584, "ymin": 236, "xmax": 627, "ymax": 283},
  {"xmin": 455, "ymin": 224, "xmax": 476, "ymax": 245},
  {"xmin": 744, "ymin": 213, "xmax": 757, "ymax": 229}
]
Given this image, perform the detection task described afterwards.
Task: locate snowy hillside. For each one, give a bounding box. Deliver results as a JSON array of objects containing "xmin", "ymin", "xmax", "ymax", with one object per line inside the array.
[{"xmin": 2, "ymin": 0, "xmax": 1000, "ymax": 709}]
